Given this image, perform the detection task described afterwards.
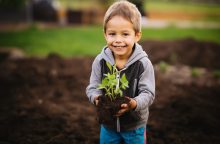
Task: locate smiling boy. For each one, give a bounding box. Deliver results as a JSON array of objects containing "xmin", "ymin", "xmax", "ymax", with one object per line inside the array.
[{"xmin": 86, "ymin": 1, "xmax": 155, "ymax": 143}]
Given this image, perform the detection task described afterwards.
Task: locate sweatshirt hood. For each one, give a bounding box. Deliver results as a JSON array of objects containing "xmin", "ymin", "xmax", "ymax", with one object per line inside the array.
[{"xmin": 100, "ymin": 43, "xmax": 148, "ymax": 68}]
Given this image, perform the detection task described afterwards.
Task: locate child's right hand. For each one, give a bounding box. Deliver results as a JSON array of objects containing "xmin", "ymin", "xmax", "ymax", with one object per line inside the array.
[{"xmin": 116, "ymin": 97, "xmax": 137, "ymax": 116}]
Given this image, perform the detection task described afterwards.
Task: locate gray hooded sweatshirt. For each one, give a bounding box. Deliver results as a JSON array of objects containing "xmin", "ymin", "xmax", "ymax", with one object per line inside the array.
[{"xmin": 86, "ymin": 43, "xmax": 155, "ymax": 131}]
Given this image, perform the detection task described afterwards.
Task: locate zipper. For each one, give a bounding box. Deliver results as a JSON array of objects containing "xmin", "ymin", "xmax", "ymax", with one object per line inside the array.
[
  {"xmin": 115, "ymin": 67, "xmax": 126, "ymax": 132},
  {"xmin": 117, "ymin": 116, "xmax": 120, "ymax": 132},
  {"xmin": 116, "ymin": 67, "xmax": 126, "ymax": 89},
  {"xmin": 116, "ymin": 72, "xmax": 120, "ymax": 89}
]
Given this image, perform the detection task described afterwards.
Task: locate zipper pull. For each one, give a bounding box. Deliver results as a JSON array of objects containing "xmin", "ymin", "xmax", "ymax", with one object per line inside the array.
[{"xmin": 116, "ymin": 72, "xmax": 120, "ymax": 89}]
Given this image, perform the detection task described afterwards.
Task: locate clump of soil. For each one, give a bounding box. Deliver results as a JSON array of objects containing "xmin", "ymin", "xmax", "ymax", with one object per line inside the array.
[
  {"xmin": 0, "ymin": 38, "xmax": 220, "ymax": 144},
  {"xmin": 97, "ymin": 96, "xmax": 130, "ymax": 125}
]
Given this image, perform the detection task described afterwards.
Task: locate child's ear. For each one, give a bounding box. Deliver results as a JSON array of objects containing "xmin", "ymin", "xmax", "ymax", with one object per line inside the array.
[
  {"xmin": 104, "ymin": 32, "xmax": 108, "ymax": 41},
  {"xmin": 135, "ymin": 32, "xmax": 142, "ymax": 42}
]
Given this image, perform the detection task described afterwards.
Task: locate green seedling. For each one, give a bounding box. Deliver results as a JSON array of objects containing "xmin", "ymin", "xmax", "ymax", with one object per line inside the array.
[
  {"xmin": 213, "ymin": 70, "xmax": 220, "ymax": 79},
  {"xmin": 98, "ymin": 62, "xmax": 129, "ymax": 101},
  {"xmin": 191, "ymin": 68, "xmax": 201, "ymax": 77},
  {"xmin": 159, "ymin": 61, "xmax": 169, "ymax": 73}
]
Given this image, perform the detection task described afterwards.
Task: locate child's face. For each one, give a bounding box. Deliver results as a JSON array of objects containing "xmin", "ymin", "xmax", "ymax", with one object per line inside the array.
[{"xmin": 104, "ymin": 16, "xmax": 141, "ymax": 58}]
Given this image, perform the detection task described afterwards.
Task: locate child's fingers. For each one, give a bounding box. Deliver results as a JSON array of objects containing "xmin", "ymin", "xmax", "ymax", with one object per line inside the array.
[
  {"xmin": 115, "ymin": 109, "xmax": 127, "ymax": 116},
  {"xmin": 95, "ymin": 99, "xmax": 99, "ymax": 106},
  {"xmin": 121, "ymin": 104, "xmax": 128, "ymax": 108},
  {"xmin": 115, "ymin": 104, "xmax": 129, "ymax": 116},
  {"xmin": 94, "ymin": 95, "xmax": 100, "ymax": 106}
]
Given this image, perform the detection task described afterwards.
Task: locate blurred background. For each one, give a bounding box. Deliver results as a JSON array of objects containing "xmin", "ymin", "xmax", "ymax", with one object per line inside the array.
[
  {"xmin": 0, "ymin": 0, "xmax": 220, "ymax": 57},
  {"xmin": 0, "ymin": 0, "xmax": 220, "ymax": 144}
]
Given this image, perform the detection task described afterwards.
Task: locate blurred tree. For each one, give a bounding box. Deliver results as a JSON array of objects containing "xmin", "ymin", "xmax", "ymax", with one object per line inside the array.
[{"xmin": 0, "ymin": 0, "xmax": 27, "ymax": 10}]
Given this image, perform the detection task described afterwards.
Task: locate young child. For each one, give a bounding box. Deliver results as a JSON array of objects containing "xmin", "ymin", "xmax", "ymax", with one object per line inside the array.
[{"xmin": 86, "ymin": 0, "xmax": 155, "ymax": 143}]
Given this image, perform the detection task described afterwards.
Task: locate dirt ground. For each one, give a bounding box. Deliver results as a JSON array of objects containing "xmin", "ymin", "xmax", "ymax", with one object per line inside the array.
[{"xmin": 0, "ymin": 38, "xmax": 220, "ymax": 144}]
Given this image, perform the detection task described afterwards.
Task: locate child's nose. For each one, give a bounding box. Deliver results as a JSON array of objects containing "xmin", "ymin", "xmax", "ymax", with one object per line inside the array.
[{"xmin": 115, "ymin": 35, "xmax": 123, "ymax": 43}]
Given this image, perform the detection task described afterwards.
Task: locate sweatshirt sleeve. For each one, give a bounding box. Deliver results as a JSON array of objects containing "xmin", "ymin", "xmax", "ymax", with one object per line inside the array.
[
  {"xmin": 86, "ymin": 55, "xmax": 103, "ymax": 104},
  {"xmin": 134, "ymin": 58, "xmax": 155, "ymax": 111}
]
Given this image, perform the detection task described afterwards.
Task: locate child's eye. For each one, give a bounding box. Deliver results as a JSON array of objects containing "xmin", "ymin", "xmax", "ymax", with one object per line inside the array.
[
  {"xmin": 123, "ymin": 33, "xmax": 129, "ymax": 36},
  {"xmin": 108, "ymin": 33, "xmax": 115, "ymax": 36}
]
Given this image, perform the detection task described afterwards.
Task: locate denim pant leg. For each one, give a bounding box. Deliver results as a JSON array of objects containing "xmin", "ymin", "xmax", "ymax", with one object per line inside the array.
[
  {"xmin": 100, "ymin": 125, "xmax": 122, "ymax": 144},
  {"xmin": 120, "ymin": 127, "xmax": 146, "ymax": 144}
]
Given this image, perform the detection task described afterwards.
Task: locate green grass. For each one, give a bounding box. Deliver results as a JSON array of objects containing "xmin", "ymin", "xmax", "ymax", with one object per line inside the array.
[
  {"xmin": 146, "ymin": 1, "xmax": 220, "ymax": 22},
  {"xmin": 0, "ymin": 26, "xmax": 105, "ymax": 57},
  {"xmin": 0, "ymin": 26, "xmax": 220, "ymax": 57},
  {"xmin": 141, "ymin": 27, "xmax": 220, "ymax": 43},
  {"xmin": 147, "ymin": 1, "xmax": 220, "ymax": 13}
]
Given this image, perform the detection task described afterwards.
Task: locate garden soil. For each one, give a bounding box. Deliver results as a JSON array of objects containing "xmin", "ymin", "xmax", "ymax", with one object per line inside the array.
[{"xmin": 0, "ymin": 38, "xmax": 220, "ymax": 144}]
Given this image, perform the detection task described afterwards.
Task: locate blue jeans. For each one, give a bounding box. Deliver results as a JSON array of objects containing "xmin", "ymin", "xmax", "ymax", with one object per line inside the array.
[{"xmin": 100, "ymin": 125, "xmax": 146, "ymax": 144}]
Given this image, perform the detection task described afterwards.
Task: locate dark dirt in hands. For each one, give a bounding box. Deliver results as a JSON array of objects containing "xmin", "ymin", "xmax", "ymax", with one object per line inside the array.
[{"xmin": 97, "ymin": 96, "xmax": 130, "ymax": 125}]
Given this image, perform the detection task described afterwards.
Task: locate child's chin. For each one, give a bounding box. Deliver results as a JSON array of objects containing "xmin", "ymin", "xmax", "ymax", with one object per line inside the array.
[
  {"xmin": 113, "ymin": 49, "xmax": 125, "ymax": 54},
  {"xmin": 114, "ymin": 52, "xmax": 125, "ymax": 56}
]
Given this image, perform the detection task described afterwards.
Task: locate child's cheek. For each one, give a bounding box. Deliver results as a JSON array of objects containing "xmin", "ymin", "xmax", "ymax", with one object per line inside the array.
[{"xmin": 106, "ymin": 37, "xmax": 114, "ymax": 44}]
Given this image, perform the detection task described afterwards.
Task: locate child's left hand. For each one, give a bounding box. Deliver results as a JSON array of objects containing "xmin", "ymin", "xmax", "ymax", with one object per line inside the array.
[{"xmin": 116, "ymin": 97, "xmax": 137, "ymax": 116}]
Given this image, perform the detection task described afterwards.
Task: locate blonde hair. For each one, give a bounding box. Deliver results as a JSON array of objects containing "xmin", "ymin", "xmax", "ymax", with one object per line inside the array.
[{"xmin": 103, "ymin": 0, "xmax": 142, "ymax": 33}]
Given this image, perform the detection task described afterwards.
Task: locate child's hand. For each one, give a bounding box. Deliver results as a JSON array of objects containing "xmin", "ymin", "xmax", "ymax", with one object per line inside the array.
[
  {"xmin": 116, "ymin": 97, "xmax": 137, "ymax": 116},
  {"xmin": 115, "ymin": 103, "xmax": 129, "ymax": 116},
  {"xmin": 94, "ymin": 96, "xmax": 100, "ymax": 106}
]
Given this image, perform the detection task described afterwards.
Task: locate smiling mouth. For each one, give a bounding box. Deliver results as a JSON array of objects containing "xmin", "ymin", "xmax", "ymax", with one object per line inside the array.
[{"xmin": 112, "ymin": 45, "xmax": 126, "ymax": 48}]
